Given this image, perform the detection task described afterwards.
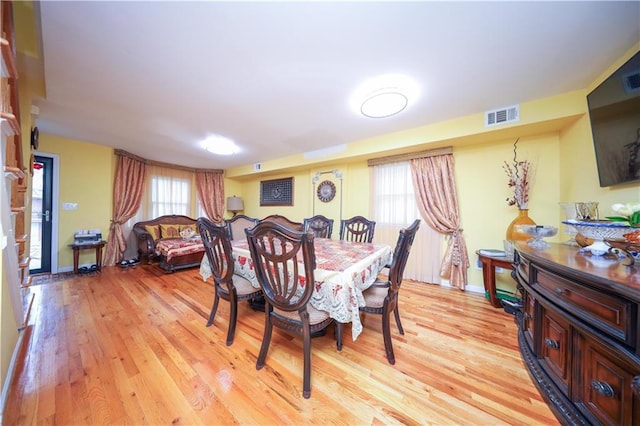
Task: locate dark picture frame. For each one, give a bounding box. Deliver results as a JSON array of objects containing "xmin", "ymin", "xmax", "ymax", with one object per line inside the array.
[{"xmin": 260, "ymin": 177, "xmax": 294, "ymax": 206}]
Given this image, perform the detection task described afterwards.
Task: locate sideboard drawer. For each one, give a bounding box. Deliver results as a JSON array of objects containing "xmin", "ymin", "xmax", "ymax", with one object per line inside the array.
[{"xmin": 533, "ymin": 266, "xmax": 635, "ymax": 347}]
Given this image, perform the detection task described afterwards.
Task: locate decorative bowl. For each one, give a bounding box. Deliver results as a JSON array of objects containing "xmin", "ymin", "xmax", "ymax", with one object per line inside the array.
[
  {"xmin": 562, "ymin": 220, "xmax": 633, "ymax": 255},
  {"xmin": 518, "ymin": 225, "xmax": 558, "ymax": 238},
  {"xmin": 516, "ymin": 225, "xmax": 558, "ymax": 249}
]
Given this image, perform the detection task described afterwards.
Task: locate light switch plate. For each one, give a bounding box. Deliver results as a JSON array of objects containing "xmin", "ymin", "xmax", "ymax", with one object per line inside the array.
[{"xmin": 62, "ymin": 202, "xmax": 78, "ymax": 210}]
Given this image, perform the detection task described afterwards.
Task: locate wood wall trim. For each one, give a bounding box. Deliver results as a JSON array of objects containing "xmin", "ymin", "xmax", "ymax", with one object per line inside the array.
[
  {"xmin": 114, "ymin": 149, "xmax": 223, "ymax": 174},
  {"xmin": 367, "ymin": 146, "xmax": 453, "ymax": 166}
]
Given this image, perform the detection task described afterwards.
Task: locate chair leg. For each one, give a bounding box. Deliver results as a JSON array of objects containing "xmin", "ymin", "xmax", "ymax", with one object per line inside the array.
[
  {"xmin": 393, "ymin": 306, "xmax": 404, "ymax": 335},
  {"xmin": 302, "ymin": 319, "xmax": 312, "ymax": 399},
  {"xmin": 206, "ymin": 292, "xmax": 220, "ymax": 327},
  {"xmin": 256, "ymin": 310, "xmax": 273, "ymax": 370},
  {"xmin": 226, "ymin": 292, "xmax": 238, "ymax": 346},
  {"xmin": 382, "ymin": 310, "xmax": 396, "ymax": 365}
]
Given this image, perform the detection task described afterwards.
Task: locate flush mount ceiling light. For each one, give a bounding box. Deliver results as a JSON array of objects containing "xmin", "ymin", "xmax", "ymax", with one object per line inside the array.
[
  {"xmin": 360, "ymin": 90, "xmax": 408, "ymax": 118},
  {"xmin": 350, "ymin": 74, "xmax": 419, "ymax": 119},
  {"xmin": 202, "ymin": 135, "xmax": 239, "ymax": 155}
]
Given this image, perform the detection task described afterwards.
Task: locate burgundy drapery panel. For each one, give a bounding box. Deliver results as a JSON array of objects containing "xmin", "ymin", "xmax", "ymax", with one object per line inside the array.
[
  {"xmin": 104, "ymin": 155, "xmax": 146, "ymax": 266},
  {"xmin": 410, "ymin": 154, "xmax": 469, "ymax": 289},
  {"xmin": 195, "ymin": 171, "xmax": 225, "ymax": 222}
]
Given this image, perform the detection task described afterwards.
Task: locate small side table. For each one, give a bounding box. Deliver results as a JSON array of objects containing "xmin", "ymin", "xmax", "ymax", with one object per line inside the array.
[
  {"xmin": 68, "ymin": 240, "xmax": 107, "ymax": 274},
  {"xmin": 476, "ymin": 251, "xmax": 515, "ymax": 308}
]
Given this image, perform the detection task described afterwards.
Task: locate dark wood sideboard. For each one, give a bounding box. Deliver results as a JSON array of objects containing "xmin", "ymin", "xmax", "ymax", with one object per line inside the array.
[{"xmin": 513, "ymin": 242, "xmax": 640, "ymax": 425}]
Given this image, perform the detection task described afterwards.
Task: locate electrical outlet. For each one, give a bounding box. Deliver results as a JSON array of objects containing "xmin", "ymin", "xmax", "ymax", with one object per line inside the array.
[{"xmin": 496, "ymin": 267, "xmax": 505, "ymax": 274}]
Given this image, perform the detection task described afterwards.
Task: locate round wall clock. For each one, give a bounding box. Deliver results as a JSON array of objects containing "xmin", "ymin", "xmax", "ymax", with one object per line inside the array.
[{"xmin": 317, "ymin": 180, "xmax": 336, "ymax": 203}]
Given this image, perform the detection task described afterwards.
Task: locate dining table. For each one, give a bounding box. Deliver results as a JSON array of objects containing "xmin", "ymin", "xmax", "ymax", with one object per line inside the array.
[{"xmin": 199, "ymin": 237, "xmax": 393, "ymax": 341}]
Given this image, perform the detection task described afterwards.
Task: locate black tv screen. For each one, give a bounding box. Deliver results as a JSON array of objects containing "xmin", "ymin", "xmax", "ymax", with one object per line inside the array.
[{"xmin": 587, "ymin": 50, "xmax": 640, "ymax": 187}]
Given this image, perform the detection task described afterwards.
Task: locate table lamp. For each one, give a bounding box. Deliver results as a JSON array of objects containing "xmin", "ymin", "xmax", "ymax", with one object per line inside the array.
[{"xmin": 227, "ymin": 196, "xmax": 244, "ymax": 217}]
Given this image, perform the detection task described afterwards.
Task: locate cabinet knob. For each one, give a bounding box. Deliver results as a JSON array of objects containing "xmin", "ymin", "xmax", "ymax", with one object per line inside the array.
[
  {"xmin": 544, "ymin": 338, "xmax": 559, "ymax": 349},
  {"xmin": 591, "ymin": 380, "xmax": 614, "ymax": 398},
  {"xmin": 554, "ymin": 288, "xmax": 564, "ymax": 295},
  {"xmin": 632, "ymin": 376, "xmax": 640, "ymax": 397}
]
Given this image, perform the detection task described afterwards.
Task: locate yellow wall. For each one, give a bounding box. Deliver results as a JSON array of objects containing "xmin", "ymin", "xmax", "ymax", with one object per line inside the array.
[
  {"xmin": 237, "ymin": 163, "xmax": 371, "ymax": 227},
  {"xmin": 37, "ymin": 135, "xmax": 114, "ymax": 270}
]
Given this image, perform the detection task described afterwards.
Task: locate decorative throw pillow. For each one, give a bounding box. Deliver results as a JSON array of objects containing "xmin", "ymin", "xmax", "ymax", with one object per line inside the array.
[
  {"xmin": 179, "ymin": 224, "xmax": 197, "ymax": 238},
  {"xmin": 144, "ymin": 225, "xmax": 161, "ymax": 241},
  {"xmin": 160, "ymin": 224, "xmax": 181, "ymax": 239},
  {"xmin": 180, "ymin": 224, "xmax": 196, "ymax": 233}
]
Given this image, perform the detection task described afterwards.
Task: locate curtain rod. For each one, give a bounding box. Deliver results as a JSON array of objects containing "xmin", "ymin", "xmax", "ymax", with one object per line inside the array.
[
  {"xmin": 367, "ymin": 146, "xmax": 453, "ymax": 167},
  {"xmin": 114, "ymin": 149, "xmax": 223, "ymax": 174}
]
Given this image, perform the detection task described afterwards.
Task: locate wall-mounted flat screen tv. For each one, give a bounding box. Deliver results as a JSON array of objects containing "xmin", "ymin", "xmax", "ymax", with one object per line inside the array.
[{"xmin": 587, "ymin": 50, "xmax": 640, "ymax": 187}]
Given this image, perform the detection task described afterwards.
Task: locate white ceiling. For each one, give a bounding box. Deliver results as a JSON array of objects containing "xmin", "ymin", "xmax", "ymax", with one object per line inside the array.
[{"xmin": 34, "ymin": 1, "xmax": 640, "ymax": 170}]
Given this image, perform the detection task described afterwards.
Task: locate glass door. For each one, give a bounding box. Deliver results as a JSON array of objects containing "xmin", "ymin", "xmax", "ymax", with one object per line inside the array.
[{"xmin": 30, "ymin": 155, "xmax": 53, "ymax": 274}]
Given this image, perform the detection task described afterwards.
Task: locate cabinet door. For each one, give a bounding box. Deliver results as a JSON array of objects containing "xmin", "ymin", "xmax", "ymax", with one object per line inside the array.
[
  {"xmin": 540, "ymin": 305, "xmax": 571, "ymax": 394},
  {"xmin": 576, "ymin": 333, "xmax": 640, "ymax": 426}
]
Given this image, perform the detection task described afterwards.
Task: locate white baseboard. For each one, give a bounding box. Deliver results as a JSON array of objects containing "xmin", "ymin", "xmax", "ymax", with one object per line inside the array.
[
  {"xmin": 0, "ymin": 328, "xmax": 25, "ymax": 420},
  {"xmin": 438, "ymin": 278, "xmax": 484, "ymax": 294}
]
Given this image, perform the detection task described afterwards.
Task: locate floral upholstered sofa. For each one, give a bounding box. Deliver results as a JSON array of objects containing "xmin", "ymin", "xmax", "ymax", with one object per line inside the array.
[{"xmin": 132, "ymin": 214, "xmax": 205, "ymax": 273}]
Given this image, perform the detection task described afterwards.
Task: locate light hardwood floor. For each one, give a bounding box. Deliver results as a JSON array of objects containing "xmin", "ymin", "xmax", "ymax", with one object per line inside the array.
[{"xmin": 3, "ymin": 265, "xmax": 559, "ymax": 425}]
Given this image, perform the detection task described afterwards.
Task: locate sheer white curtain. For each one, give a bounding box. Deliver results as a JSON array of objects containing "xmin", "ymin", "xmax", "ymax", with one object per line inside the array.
[
  {"xmin": 123, "ymin": 165, "xmax": 195, "ymax": 259},
  {"xmin": 371, "ymin": 161, "xmax": 441, "ymax": 284}
]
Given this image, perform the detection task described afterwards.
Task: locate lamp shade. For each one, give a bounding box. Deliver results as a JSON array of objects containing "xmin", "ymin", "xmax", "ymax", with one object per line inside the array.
[{"xmin": 227, "ymin": 196, "xmax": 244, "ymax": 212}]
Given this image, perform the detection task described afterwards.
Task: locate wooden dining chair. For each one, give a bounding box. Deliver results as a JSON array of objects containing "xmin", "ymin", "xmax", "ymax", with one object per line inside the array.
[
  {"xmin": 245, "ymin": 221, "xmax": 343, "ymax": 399},
  {"xmin": 225, "ymin": 214, "xmax": 259, "ymax": 241},
  {"xmin": 197, "ymin": 217, "xmax": 263, "ymax": 346},
  {"xmin": 303, "ymin": 215, "xmax": 334, "ymax": 238},
  {"xmin": 359, "ymin": 219, "xmax": 420, "ymax": 365},
  {"xmin": 260, "ymin": 214, "xmax": 303, "ymax": 231},
  {"xmin": 339, "ymin": 215, "xmax": 376, "ymax": 243}
]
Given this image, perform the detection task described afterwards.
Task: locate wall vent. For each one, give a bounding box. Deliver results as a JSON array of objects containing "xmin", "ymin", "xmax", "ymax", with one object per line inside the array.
[
  {"xmin": 623, "ymin": 70, "xmax": 640, "ymax": 94},
  {"xmin": 253, "ymin": 163, "xmax": 262, "ymax": 172},
  {"xmin": 485, "ymin": 105, "xmax": 519, "ymax": 127}
]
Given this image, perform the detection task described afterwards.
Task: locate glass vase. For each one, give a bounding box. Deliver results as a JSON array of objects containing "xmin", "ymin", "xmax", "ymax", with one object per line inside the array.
[{"xmin": 506, "ymin": 209, "xmax": 536, "ymax": 241}]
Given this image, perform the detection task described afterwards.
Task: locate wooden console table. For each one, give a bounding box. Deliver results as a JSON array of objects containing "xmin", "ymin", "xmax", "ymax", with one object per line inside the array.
[
  {"xmin": 476, "ymin": 250, "xmax": 514, "ymax": 308},
  {"xmin": 514, "ymin": 242, "xmax": 640, "ymax": 424},
  {"xmin": 68, "ymin": 240, "xmax": 106, "ymax": 274}
]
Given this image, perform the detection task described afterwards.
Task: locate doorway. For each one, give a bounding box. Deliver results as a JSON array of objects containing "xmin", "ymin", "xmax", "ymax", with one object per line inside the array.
[{"xmin": 30, "ymin": 154, "xmax": 58, "ymax": 274}]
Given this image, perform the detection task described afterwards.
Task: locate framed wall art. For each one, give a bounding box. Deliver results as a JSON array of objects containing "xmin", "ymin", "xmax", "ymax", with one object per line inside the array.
[{"xmin": 260, "ymin": 177, "xmax": 294, "ymax": 206}]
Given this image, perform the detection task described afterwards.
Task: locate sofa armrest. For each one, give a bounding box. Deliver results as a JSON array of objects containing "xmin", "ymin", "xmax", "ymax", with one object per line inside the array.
[{"xmin": 133, "ymin": 228, "xmax": 156, "ymax": 261}]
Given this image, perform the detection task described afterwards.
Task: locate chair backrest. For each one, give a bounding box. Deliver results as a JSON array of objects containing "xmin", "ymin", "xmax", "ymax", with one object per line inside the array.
[
  {"xmin": 197, "ymin": 217, "xmax": 235, "ymax": 284},
  {"xmin": 388, "ymin": 219, "xmax": 421, "ymax": 291},
  {"xmin": 303, "ymin": 215, "xmax": 334, "ymax": 239},
  {"xmin": 245, "ymin": 221, "xmax": 316, "ymax": 312},
  {"xmin": 339, "ymin": 216, "xmax": 376, "ymax": 243},
  {"xmin": 226, "ymin": 214, "xmax": 259, "ymax": 241},
  {"xmin": 260, "ymin": 214, "xmax": 304, "ymax": 231}
]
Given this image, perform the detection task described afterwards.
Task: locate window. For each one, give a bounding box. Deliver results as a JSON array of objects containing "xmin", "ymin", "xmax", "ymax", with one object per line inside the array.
[
  {"xmin": 371, "ymin": 160, "xmax": 442, "ymax": 284},
  {"xmin": 149, "ymin": 175, "xmax": 191, "ymax": 217},
  {"xmin": 373, "ymin": 161, "xmax": 420, "ymax": 225}
]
